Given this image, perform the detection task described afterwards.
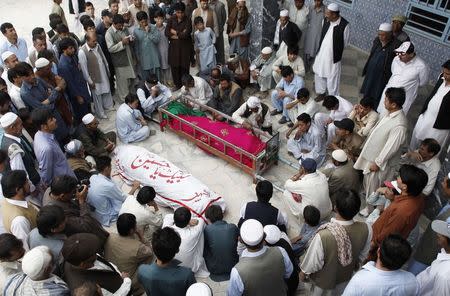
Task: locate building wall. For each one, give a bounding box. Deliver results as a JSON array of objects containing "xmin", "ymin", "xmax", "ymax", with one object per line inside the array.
[{"xmin": 337, "ymin": 0, "xmax": 450, "ymax": 80}]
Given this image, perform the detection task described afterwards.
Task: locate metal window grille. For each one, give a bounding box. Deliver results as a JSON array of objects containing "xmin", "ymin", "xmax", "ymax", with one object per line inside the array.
[{"xmin": 335, "ymin": 0, "xmax": 355, "ymax": 8}]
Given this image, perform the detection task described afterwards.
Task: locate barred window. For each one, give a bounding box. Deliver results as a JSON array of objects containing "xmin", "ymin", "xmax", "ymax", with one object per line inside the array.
[{"xmin": 334, "ymin": 0, "xmax": 355, "ymax": 8}]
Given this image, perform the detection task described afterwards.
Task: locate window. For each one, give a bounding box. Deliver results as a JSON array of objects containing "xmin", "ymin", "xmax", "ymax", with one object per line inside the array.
[
  {"xmin": 334, "ymin": 0, "xmax": 355, "ymax": 8},
  {"xmin": 406, "ymin": 0, "xmax": 450, "ymax": 44}
]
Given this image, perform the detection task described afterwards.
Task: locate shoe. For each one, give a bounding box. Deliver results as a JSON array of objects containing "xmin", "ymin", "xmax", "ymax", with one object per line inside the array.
[
  {"xmin": 359, "ymin": 207, "xmax": 370, "ymax": 217},
  {"xmin": 149, "ymin": 130, "xmax": 157, "ymax": 136},
  {"xmin": 314, "ymin": 94, "xmax": 325, "ymax": 102},
  {"xmin": 278, "ymin": 117, "xmax": 288, "ymax": 124},
  {"xmin": 270, "ymin": 109, "xmax": 282, "ymax": 116},
  {"xmin": 287, "ymin": 122, "xmax": 294, "ymax": 128}
]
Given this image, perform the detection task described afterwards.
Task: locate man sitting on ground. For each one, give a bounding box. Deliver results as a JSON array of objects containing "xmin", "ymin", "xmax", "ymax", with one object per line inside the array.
[
  {"xmin": 207, "ymin": 73, "xmax": 242, "ymax": 118},
  {"xmin": 136, "ymin": 74, "xmax": 172, "ymax": 117},
  {"xmin": 348, "ymin": 97, "xmax": 379, "ymax": 138},
  {"xmin": 232, "ymin": 96, "xmax": 272, "ymax": 134},
  {"xmin": 75, "ymin": 113, "xmax": 116, "ymax": 158},
  {"xmin": 329, "ymin": 118, "xmax": 363, "ymax": 162},
  {"xmin": 180, "ymin": 74, "xmax": 213, "ymax": 106},
  {"xmin": 285, "ymin": 88, "xmax": 320, "ymax": 128}
]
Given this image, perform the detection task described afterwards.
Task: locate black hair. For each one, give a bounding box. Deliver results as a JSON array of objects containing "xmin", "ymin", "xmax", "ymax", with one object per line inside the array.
[
  {"xmin": 442, "ymin": 59, "xmax": 450, "ymax": 70},
  {"xmin": 385, "ymin": 87, "xmax": 405, "ymax": 108},
  {"xmin": 0, "ymin": 149, "xmax": 8, "ymax": 164},
  {"xmin": 174, "ymin": 207, "xmax": 191, "ymax": 228},
  {"xmin": 205, "ymin": 205, "xmax": 223, "ymax": 223},
  {"xmin": 13, "ymin": 62, "xmax": 34, "ymax": 77},
  {"xmin": 0, "ymin": 23, "xmax": 14, "ymax": 34},
  {"xmin": 136, "ymin": 11, "xmax": 148, "ymax": 21},
  {"xmin": 303, "ymin": 205, "xmax": 320, "ymax": 226},
  {"xmin": 360, "ymin": 97, "xmax": 374, "ymax": 109},
  {"xmin": 297, "ymin": 88, "xmax": 310, "ymax": 100},
  {"xmin": 296, "ymin": 112, "xmax": 311, "ymax": 124},
  {"xmin": 49, "ymin": 17, "xmax": 63, "ymax": 30},
  {"xmin": 31, "ymin": 109, "xmax": 55, "ymax": 129},
  {"xmin": 287, "ymin": 45, "xmax": 299, "ymax": 55},
  {"xmin": 173, "ymin": 2, "xmax": 186, "ymax": 12},
  {"xmin": 125, "ymin": 93, "xmax": 139, "ymax": 104},
  {"xmin": 85, "ymin": 1, "xmax": 94, "ymax": 8},
  {"xmin": 56, "ymin": 23, "xmax": 69, "ymax": 34},
  {"xmin": 154, "ymin": 10, "xmax": 165, "ymax": 18},
  {"xmin": 1, "ymin": 170, "xmax": 28, "ymax": 199},
  {"xmin": 379, "ymin": 234, "xmax": 412, "ymax": 270},
  {"xmin": 334, "ymin": 189, "xmax": 361, "ymax": 220},
  {"xmin": 59, "ymin": 37, "xmax": 76, "ymax": 52},
  {"xmin": 38, "ymin": 49, "xmax": 56, "ymax": 61},
  {"xmin": 182, "ymin": 74, "xmax": 194, "ymax": 86},
  {"xmin": 421, "ymin": 138, "xmax": 441, "ymax": 156},
  {"xmin": 50, "ymin": 175, "xmax": 79, "ymax": 195},
  {"xmin": 73, "ymin": 169, "xmax": 91, "ymax": 183},
  {"xmin": 399, "ymin": 164, "xmax": 428, "ymax": 196},
  {"xmin": 80, "ymin": 15, "xmax": 91, "ymax": 26},
  {"xmin": 82, "ymin": 19, "xmax": 96, "ymax": 31},
  {"xmin": 0, "ymin": 77, "xmax": 6, "ymax": 88},
  {"xmin": 31, "ymin": 27, "xmax": 45, "ymax": 37},
  {"xmin": 194, "ymin": 16, "xmax": 204, "ymax": 25},
  {"xmin": 323, "ymin": 96, "xmax": 339, "ymax": 110},
  {"xmin": 17, "ymin": 108, "xmax": 31, "ymax": 122},
  {"xmin": 108, "ymin": 0, "xmax": 119, "ymax": 6},
  {"xmin": 0, "ymin": 91, "xmax": 12, "ymax": 107},
  {"xmin": 37, "ymin": 205, "xmax": 66, "ymax": 237},
  {"xmin": 146, "ymin": 73, "xmax": 159, "ymax": 85},
  {"xmin": 32, "ymin": 34, "xmax": 46, "ymax": 43},
  {"xmin": 0, "ymin": 233, "xmax": 23, "ymax": 260},
  {"xmin": 152, "ymin": 227, "xmax": 181, "ymax": 263},
  {"xmin": 281, "ymin": 65, "xmax": 294, "ymax": 78},
  {"xmin": 255, "ymin": 180, "xmax": 273, "ymax": 203},
  {"xmin": 117, "ymin": 213, "xmax": 137, "ymax": 236},
  {"xmin": 7, "ymin": 68, "xmax": 19, "ymax": 83},
  {"xmin": 136, "ymin": 186, "xmax": 156, "ymax": 205},
  {"xmin": 96, "ymin": 156, "xmax": 112, "ymax": 172},
  {"xmin": 112, "ymin": 14, "xmax": 125, "ymax": 24},
  {"xmin": 219, "ymin": 73, "xmax": 231, "ymax": 82},
  {"xmin": 49, "ymin": 13, "xmax": 62, "ymax": 22}
]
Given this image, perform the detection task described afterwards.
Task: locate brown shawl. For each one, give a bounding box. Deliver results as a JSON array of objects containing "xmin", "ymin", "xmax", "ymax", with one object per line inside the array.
[{"xmin": 226, "ymin": 6, "xmax": 249, "ymax": 39}]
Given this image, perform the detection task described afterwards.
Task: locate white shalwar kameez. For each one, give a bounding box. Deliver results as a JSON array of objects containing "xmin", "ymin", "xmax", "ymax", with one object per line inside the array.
[
  {"xmin": 313, "ymin": 18, "xmax": 349, "ymax": 96},
  {"xmin": 377, "ymin": 55, "xmax": 429, "ymax": 115}
]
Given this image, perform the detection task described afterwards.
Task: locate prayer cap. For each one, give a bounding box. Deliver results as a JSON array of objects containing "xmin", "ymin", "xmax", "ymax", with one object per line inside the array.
[
  {"xmin": 62, "ymin": 233, "xmax": 102, "ymax": 266},
  {"xmin": 159, "ymin": 3, "xmax": 165, "ymax": 8},
  {"xmin": 301, "ymin": 158, "xmax": 317, "ymax": 172},
  {"xmin": 227, "ymin": 53, "xmax": 239, "ymax": 63},
  {"xmin": 431, "ymin": 218, "xmax": 450, "ymax": 239},
  {"xmin": 392, "ymin": 15, "xmax": 407, "ymax": 23},
  {"xmin": 0, "ymin": 112, "xmax": 18, "ymax": 128},
  {"xmin": 240, "ymin": 219, "xmax": 264, "ymax": 246},
  {"xmin": 1, "ymin": 51, "xmax": 14, "ymax": 62},
  {"xmin": 22, "ymin": 246, "xmax": 52, "ymax": 280},
  {"xmin": 261, "ymin": 47, "xmax": 273, "ymax": 55},
  {"xmin": 332, "ymin": 149, "xmax": 348, "ymax": 162},
  {"xmin": 327, "ymin": 3, "xmax": 339, "ymax": 12},
  {"xmin": 186, "ymin": 283, "xmax": 213, "ymax": 296},
  {"xmin": 384, "ymin": 180, "xmax": 401, "ymax": 194},
  {"xmin": 280, "ymin": 9, "xmax": 289, "ymax": 17},
  {"xmin": 334, "ymin": 118, "xmax": 355, "ymax": 132},
  {"xmin": 82, "ymin": 113, "xmax": 96, "ymax": 125},
  {"xmin": 395, "ymin": 41, "xmax": 414, "ymax": 53},
  {"xmin": 263, "ymin": 225, "xmax": 281, "ymax": 244},
  {"xmin": 246, "ymin": 96, "xmax": 261, "ymax": 109},
  {"xmin": 378, "ymin": 23, "xmax": 392, "ymax": 32},
  {"xmin": 237, "ymin": 0, "xmax": 245, "ymax": 2},
  {"xmin": 101, "ymin": 9, "xmax": 112, "ymax": 18},
  {"xmin": 35, "ymin": 58, "xmax": 50, "ymax": 69},
  {"xmin": 65, "ymin": 139, "xmax": 83, "ymax": 155}
]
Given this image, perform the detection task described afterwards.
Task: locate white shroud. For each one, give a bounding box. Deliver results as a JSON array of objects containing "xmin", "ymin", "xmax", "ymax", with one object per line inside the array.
[{"xmin": 114, "ymin": 145, "xmax": 226, "ymax": 220}]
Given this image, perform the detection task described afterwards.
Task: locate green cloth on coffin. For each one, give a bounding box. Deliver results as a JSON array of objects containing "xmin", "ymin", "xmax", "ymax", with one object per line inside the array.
[{"xmin": 164, "ymin": 101, "xmax": 206, "ymax": 118}]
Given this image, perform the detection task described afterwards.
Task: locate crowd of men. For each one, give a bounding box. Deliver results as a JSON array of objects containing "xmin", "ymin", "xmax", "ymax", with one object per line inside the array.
[{"xmin": 0, "ymin": 0, "xmax": 449, "ymax": 295}]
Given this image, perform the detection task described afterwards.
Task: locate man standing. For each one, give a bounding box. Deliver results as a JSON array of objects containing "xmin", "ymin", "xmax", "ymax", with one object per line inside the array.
[
  {"xmin": 32, "ymin": 109, "xmax": 75, "ymax": 186},
  {"xmin": 192, "ymin": 0, "xmax": 219, "ymax": 38},
  {"xmin": 51, "ymin": 0, "xmax": 68, "ymax": 27},
  {"xmin": 116, "ymin": 94, "xmax": 153, "ymax": 143},
  {"xmin": 57, "ymin": 38, "xmax": 91, "ymax": 123},
  {"xmin": 312, "ymin": 3, "xmax": 349, "ymax": 98},
  {"xmin": 226, "ymin": 0, "xmax": 251, "ymax": 60},
  {"xmin": 304, "ymin": 0, "xmax": 325, "ymax": 70},
  {"xmin": 1, "ymin": 51, "xmax": 19, "ymax": 91},
  {"xmin": 128, "ymin": 0, "xmax": 149, "ymax": 24},
  {"xmin": 165, "ymin": 2, "xmax": 193, "ymax": 90},
  {"xmin": 410, "ymin": 59, "xmax": 450, "ymax": 150},
  {"xmin": 354, "ymin": 87, "xmax": 408, "ymax": 198},
  {"xmin": 209, "ymin": 0, "xmax": 226, "ymax": 64},
  {"xmin": 105, "ymin": 14, "xmax": 137, "ymax": 101},
  {"xmin": 376, "ymin": 41, "xmax": 429, "ymax": 115},
  {"xmin": 284, "ymin": 158, "xmax": 332, "ymax": 220},
  {"xmin": 273, "ymin": 10, "xmax": 302, "ymax": 58},
  {"xmin": 250, "ymin": 47, "xmax": 277, "ymax": 92},
  {"xmin": 361, "ymin": 23, "xmax": 401, "ymax": 107},
  {"xmin": 300, "ymin": 189, "xmax": 371, "ymax": 295},
  {"xmin": 228, "ymin": 219, "xmax": 293, "ymax": 296},
  {"xmin": 26, "ymin": 34, "xmax": 49, "ymax": 68},
  {"xmin": 0, "ymin": 23, "xmax": 28, "ymax": 64},
  {"xmin": 75, "ymin": 113, "xmax": 116, "ymax": 158},
  {"xmin": 207, "ymin": 74, "xmax": 242, "ymax": 117},
  {"xmin": 79, "ymin": 32, "xmax": 114, "ymax": 120},
  {"xmin": 391, "ymin": 15, "xmax": 410, "ymax": 43}
]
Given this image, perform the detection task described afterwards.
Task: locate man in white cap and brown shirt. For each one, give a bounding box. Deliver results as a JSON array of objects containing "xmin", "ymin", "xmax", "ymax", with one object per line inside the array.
[
  {"xmin": 75, "ymin": 113, "xmax": 116, "ymax": 158},
  {"xmin": 361, "ymin": 23, "xmax": 401, "ymax": 107},
  {"xmin": 313, "ymin": 3, "xmax": 349, "ymax": 99},
  {"xmin": 250, "ymin": 46, "xmax": 277, "ymax": 92},
  {"xmin": 273, "ymin": 9, "xmax": 302, "ymax": 58},
  {"xmin": 227, "ymin": 219, "xmax": 293, "ymax": 296},
  {"xmin": 1, "ymin": 51, "xmax": 19, "ymax": 91},
  {"xmin": 232, "ymin": 96, "xmax": 272, "ymax": 135},
  {"xmin": 376, "ymin": 41, "xmax": 429, "ymax": 115}
]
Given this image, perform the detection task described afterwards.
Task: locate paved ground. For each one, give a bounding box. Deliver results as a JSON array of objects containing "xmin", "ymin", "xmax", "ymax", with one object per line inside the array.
[{"xmin": 0, "ymin": 1, "xmax": 434, "ymax": 295}]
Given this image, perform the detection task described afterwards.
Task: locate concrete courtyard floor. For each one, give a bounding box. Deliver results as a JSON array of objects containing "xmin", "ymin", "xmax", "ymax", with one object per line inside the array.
[{"xmin": 0, "ymin": 1, "xmax": 434, "ymax": 295}]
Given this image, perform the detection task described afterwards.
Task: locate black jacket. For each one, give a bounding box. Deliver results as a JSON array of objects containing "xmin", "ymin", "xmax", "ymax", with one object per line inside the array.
[{"xmin": 420, "ymin": 75, "xmax": 450, "ymax": 129}]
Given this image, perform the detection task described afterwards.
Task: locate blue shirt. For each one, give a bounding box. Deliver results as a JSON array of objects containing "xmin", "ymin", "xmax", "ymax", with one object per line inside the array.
[
  {"xmin": 275, "ymin": 75, "xmax": 304, "ymax": 97},
  {"xmin": 0, "ymin": 38, "xmax": 28, "ymax": 64},
  {"xmin": 87, "ymin": 174, "xmax": 126, "ymax": 227},
  {"xmin": 57, "ymin": 54, "xmax": 91, "ymax": 102},
  {"xmin": 33, "ymin": 131, "xmax": 75, "ymax": 186},
  {"xmin": 342, "ymin": 261, "xmax": 418, "ymax": 296},
  {"xmin": 116, "ymin": 103, "xmax": 144, "ymax": 143}
]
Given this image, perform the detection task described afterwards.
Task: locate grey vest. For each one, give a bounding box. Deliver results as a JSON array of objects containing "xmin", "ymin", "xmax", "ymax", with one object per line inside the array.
[
  {"xmin": 235, "ymin": 247, "xmax": 287, "ymax": 296},
  {"xmin": 106, "ymin": 27, "xmax": 130, "ymax": 68},
  {"xmin": 81, "ymin": 44, "xmax": 108, "ymax": 83}
]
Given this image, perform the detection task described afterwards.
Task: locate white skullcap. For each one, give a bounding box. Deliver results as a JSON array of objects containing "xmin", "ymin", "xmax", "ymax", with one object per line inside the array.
[
  {"xmin": 240, "ymin": 219, "xmax": 264, "ymax": 246},
  {"xmin": 22, "ymin": 246, "xmax": 52, "ymax": 281},
  {"xmin": 332, "ymin": 149, "xmax": 348, "ymax": 162},
  {"xmin": 35, "ymin": 58, "xmax": 50, "ymax": 69},
  {"xmin": 1, "ymin": 51, "xmax": 14, "ymax": 62},
  {"xmin": 249, "ymin": 65, "xmax": 257, "ymax": 71},
  {"xmin": 327, "ymin": 3, "xmax": 339, "ymax": 12},
  {"xmin": 0, "ymin": 112, "xmax": 18, "ymax": 128},
  {"xmin": 378, "ymin": 23, "xmax": 392, "ymax": 32},
  {"xmin": 246, "ymin": 96, "xmax": 261, "ymax": 109},
  {"xmin": 263, "ymin": 225, "xmax": 281, "ymax": 244},
  {"xmin": 159, "ymin": 3, "xmax": 165, "ymax": 8},
  {"xmin": 65, "ymin": 139, "xmax": 83, "ymax": 155},
  {"xmin": 82, "ymin": 113, "xmax": 95, "ymax": 125},
  {"xmin": 280, "ymin": 9, "xmax": 289, "ymax": 17},
  {"xmin": 237, "ymin": 0, "xmax": 245, "ymax": 2},
  {"xmin": 395, "ymin": 41, "xmax": 412, "ymax": 53},
  {"xmin": 261, "ymin": 46, "xmax": 273, "ymax": 54},
  {"xmin": 186, "ymin": 283, "xmax": 212, "ymax": 296}
]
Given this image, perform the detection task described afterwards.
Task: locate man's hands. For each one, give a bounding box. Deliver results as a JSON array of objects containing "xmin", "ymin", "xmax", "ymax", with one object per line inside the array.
[
  {"xmin": 129, "ymin": 180, "xmax": 141, "ymax": 195},
  {"xmin": 76, "ymin": 185, "xmax": 89, "ymax": 204},
  {"xmin": 242, "ymin": 120, "xmax": 252, "ymax": 130},
  {"xmin": 369, "ymin": 162, "xmax": 380, "ymax": 172},
  {"xmin": 105, "ymin": 139, "xmax": 115, "ymax": 152},
  {"xmin": 189, "ymin": 219, "xmax": 199, "ymax": 226},
  {"xmin": 55, "ymin": 76, "xmax": 66, "ymax": 90},
  {"xmin": 405, "ymin": 151, "xmax": 423, "ymax": 162},
  {"xmin": 122, "ymin": 36, "xmax": 130, "ymax": 45}
]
